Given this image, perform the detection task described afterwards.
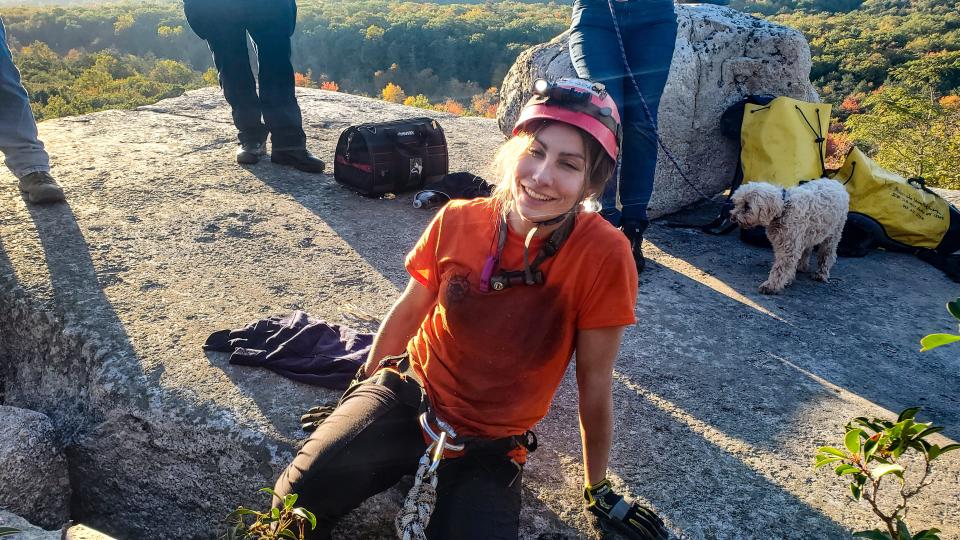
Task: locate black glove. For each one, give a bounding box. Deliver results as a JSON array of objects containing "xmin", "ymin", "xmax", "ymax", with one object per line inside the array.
[
  {"xmin": 584, "ymin": 479, "xmax": 668, "ymax": 540},
  {"xmin": 301, "ymin": 365, "xmax": 370, "ymax": 431},
  {"xmin": 299, "ymin": 404, "xmax": 336, "ymax": 432}
]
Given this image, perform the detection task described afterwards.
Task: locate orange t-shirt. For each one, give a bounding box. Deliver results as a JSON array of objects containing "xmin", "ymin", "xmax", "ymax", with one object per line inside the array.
[{"xmin": 404, "ymin": 198, "xmax": 638, "ymax": 439}]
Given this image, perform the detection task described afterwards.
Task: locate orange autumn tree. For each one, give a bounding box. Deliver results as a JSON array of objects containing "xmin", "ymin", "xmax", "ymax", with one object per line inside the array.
[
  {"xmin": 294, "ymin": 71, "xmax": 316, "ymax": 88},
  {"xmin": 471, "ymin": 87, "xmax": 498, "ymax": 118},
  {"xmin": 381, "ymin": 82, "xmax": 406, "ymax": 103},
  {"xmin": 436, "ymin": 99, "xmax": 464, "ymax": 115}
]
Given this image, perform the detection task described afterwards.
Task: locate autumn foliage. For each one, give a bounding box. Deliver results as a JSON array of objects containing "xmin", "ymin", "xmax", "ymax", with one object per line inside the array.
[
  {"xmin": 380, "ymin": 83, "xmax": 495, "ymax": 118},
  {"xmin": 381, "ymin": 82, "xmax": 406, "ymax": 103},
  {"xmin": 293, "ymin": 71, "xmax": 315, "ymax": 88}
]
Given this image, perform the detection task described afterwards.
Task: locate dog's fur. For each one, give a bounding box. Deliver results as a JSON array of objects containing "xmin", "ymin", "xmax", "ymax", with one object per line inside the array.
[{"xmin": 729, "ymin": 178, "xmax": 849, "ymax": 294}]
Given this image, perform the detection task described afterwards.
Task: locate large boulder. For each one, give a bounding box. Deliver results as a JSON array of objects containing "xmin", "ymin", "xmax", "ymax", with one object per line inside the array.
[
  {"xmin": 0, "ymin": 406, "xmax": 71, "ymax": 530},
  {"xmin": 498, "ymin": 4, "xmax": 819, "ymax": 217}
]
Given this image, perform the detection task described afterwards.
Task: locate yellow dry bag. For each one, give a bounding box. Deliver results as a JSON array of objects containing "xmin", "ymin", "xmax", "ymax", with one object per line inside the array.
[
  {"xmin": 740, "ymin": 96, "xmax": 832, "ymax": 187},
  {"xmin": 833, "ymin": 146, "xmax": 955, "ymax": 251}
]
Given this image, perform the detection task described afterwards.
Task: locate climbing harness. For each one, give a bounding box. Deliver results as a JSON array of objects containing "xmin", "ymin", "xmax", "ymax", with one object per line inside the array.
[{"xmin": 301, "ymin": 353, "xmax": 541, "ymax": 537}]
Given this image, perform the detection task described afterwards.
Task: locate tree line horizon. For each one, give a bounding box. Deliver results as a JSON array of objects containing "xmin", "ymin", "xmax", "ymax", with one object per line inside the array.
[{"xmin": 2, "ymin": 0, "xmax": 958, "ymax": 186}]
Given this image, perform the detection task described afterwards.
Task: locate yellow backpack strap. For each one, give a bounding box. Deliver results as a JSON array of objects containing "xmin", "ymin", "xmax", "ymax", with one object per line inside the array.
[{"xmin": 793, "ymin": 104, "xmax": 827, "ymax": 178}]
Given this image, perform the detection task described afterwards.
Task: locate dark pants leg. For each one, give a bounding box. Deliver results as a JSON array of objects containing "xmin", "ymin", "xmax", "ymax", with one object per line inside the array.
[
  {"xmin": 274, "ymin": 386, "xmax": 525, "ymax": 538},
  {"xmin": 204, "ymin": 25, "xmax": 268, "ymax": 146},
  {"xmin": 273, "ymin": 383, "xmax": 427, "ymax": 540},
  {"xmin": 569, "ymin": 0, "xmax": 678, "ymax": 226},
  {"xmin": 426, "ymin": 453, "xmax": 523, "ymax": 539},
  {"xmin": 247, "ymin": 24, "xmax": 306, "ymax": 150}
]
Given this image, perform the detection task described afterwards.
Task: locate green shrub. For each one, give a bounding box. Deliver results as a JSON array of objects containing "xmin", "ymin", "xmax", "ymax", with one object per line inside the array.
[
  {"xmin": 224, "ymin": 488, "xmax": 316, "ymax": 540},
  {"xmin": 814, "ymin": 408, "xmax": 958, "ymax": 540}
]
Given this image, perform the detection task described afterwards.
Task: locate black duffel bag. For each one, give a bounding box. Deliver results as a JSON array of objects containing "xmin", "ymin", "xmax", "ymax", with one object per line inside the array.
[{"xmin": 334, "ymin": 117, "xmax": 449, "ymax": 196}]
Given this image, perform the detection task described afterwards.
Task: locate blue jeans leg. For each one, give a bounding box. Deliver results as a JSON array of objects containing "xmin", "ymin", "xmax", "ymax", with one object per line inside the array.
[
  {"xmin": 569, "ymin": 0, "xmax": 677, "ymax": 226},
  {"xmin": 0, "ymin": 17, "xmax": 50, "ymax": 179}
]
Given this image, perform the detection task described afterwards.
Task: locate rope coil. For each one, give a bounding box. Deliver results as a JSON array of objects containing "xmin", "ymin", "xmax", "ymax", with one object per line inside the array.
[
  {"xmin": 397, "ymin": 430, "xmax": 449, "ymax": 539},
  {"xmin": 395, "ymin": 453, "xmax": 439, "ymax": 540}
]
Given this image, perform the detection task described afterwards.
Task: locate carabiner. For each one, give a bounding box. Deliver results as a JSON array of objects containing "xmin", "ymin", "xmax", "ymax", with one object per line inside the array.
[
  {"xmin": 428, "ymin": 431, "xmax": 447, "ymax": 475},
  {"xmin": 418, "ymin": 412, "xmax": 465, "ymax": 452}
]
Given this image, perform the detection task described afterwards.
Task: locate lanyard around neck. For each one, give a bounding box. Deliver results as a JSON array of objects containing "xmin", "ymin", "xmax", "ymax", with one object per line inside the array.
[{"xmin": 479, "ymin": 211, "xmax": 575, "ymax": 292}]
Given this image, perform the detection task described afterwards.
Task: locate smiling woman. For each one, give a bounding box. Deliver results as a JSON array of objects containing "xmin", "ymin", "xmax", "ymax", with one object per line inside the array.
[
  {"xmin": 494, "ymin": 121, "xmax": 610, "ymax": 235},
  {"xmin": 271, "ymin": 78, "xmax": 667, "ymax": 540}
]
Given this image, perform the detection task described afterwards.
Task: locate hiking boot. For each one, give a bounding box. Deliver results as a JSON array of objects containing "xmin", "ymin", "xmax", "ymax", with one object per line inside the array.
[
  {"xmin": 271, "ymin": 148, "xmax": 325, "ymax": 173},
  {"xmin": 18, "ymin": 171, "xmax": 65, "ymax": 204},
  {"xmin": 236, "ymin": 141, "xmax": 267, "ymax": 165},
  {"xmin": 621, "ymin": 220, "xmax": 648, "ymax": 274}
]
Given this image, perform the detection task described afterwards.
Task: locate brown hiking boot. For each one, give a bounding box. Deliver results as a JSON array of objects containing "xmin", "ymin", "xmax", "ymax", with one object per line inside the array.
[{"xmin": 18, "ymin": 171, "xmax": 65, "ymax": 204}]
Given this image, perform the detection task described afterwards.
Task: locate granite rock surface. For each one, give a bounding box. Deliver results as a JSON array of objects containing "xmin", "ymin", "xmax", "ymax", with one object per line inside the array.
[
  {"xmin": 0, "ymin": 86, "xmax": 957, "ymax": 539},
  {"xmin": 0, "ymin": 406, "xmax": 71, "ymax": 529}
]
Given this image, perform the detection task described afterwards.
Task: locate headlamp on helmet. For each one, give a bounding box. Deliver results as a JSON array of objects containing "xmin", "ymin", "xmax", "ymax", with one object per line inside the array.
[
  {"xmin": 532, "ymin": 78, "xmax": 609, "ymax": 104},
  {"xmin": 514, "ymin": 78, "xmax": 622, "ymax": 162}
]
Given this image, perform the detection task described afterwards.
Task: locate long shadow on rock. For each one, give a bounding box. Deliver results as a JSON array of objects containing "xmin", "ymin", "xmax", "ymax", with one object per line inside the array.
[
  {"xmin": 535, "ymin": 365, "xmax": 854, "ymax": 539},
  {"xmin": 245, "ymin": 164, "xmax": 435, "ymax": 291},
  {"xmin": 641, "ymin": 220, "xmax": 960, "ymax": 443},
  {"xmin": 0, "ymin": 201, "xmax": 149, "ymax": 534},
  {"xmin": 0, "ymin": 201, "xmax": 276, "ymax": 540}
]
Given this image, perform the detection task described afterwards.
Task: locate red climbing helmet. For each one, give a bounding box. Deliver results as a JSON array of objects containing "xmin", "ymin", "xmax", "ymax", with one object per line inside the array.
[{"xmin": 513, "ymin": 77, "xmax": 622, "ymax": 162}]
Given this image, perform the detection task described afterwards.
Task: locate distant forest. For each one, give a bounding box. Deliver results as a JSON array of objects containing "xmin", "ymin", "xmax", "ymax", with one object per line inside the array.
[
  {"xmin": 1, "ymin": 1, "xmax": 570, "ymax": 99},
  {"xmin": 1, "ymin": 0, "xmax": 958, "ymax": 186}
]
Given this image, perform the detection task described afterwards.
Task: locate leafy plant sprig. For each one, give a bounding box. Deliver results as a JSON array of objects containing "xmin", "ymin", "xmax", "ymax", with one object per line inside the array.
[
  {"xmin": 814, "ymin": 407, "xmax": 958, "ymax": 540},
  {"xmin": 224, "ymin": 488, "xmax": 317, "ymax": 540},
  {"xmin": 0, "ymin": 527, "xmax": 21, "ymax": 538},
  {"xmin": 920, "ymin": 298, "xmax": 960, "ymax": 351}
]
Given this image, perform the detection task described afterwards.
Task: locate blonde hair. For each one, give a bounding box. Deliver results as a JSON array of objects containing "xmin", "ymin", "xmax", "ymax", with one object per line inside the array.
[{"xmin": 490, "ymin": 120, "xmax": 615, "ymax": 217}]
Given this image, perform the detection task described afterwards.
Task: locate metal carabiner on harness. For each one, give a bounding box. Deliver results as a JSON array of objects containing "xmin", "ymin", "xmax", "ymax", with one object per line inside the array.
[
  {"xmin": 428, "ymin": 431, "xmax": 447, "ymax": 475},
  {"xmin": 418, "ymin": 412, "xmax": 466, "ymax": 453}
]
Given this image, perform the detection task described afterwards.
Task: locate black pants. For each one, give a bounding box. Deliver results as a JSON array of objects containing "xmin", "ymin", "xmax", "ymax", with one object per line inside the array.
[
  {"xmin": 204, "ymin": 21, "xmax": 306, "ymax": 149},
  {"xmin": 273, "ymin": 383, "xmax": 524, "ymax": 539}
]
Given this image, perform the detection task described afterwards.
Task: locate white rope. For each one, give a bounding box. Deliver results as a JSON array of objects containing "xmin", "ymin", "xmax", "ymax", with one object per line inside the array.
[{"xmin": 395, "ymin": 453, "xmax": 438, "ymax": 540}]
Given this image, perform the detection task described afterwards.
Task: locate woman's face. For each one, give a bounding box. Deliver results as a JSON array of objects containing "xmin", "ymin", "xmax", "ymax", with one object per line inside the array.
[{"xmin": 511, "ymin": 122, "xmax": 588, "ymax": 224}]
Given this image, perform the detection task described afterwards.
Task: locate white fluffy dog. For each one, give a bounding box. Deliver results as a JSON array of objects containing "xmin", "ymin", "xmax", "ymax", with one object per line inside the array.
[{"xmin": 729, "ymin": 178, "xmax": 849, "ymax": 294}]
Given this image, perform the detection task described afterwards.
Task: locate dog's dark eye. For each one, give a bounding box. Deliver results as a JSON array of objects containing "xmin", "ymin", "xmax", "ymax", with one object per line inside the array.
[{"xmin": 743, "ymin": 202, "xmax": 750, "ymax": 211}]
